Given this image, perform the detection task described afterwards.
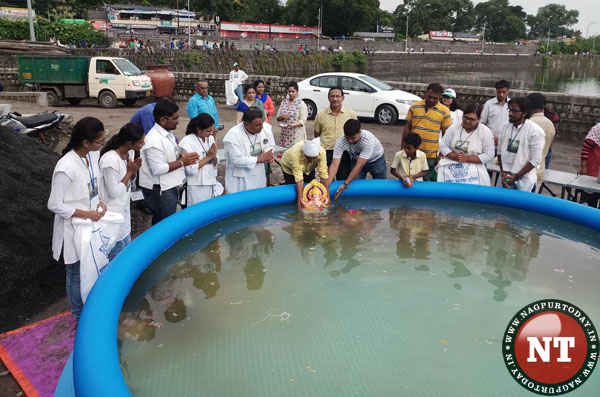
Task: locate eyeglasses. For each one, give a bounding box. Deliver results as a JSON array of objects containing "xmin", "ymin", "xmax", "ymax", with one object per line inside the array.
[
  {"xmin": 508, "ymin": 109, "xmax": 522, "ymax": 113},
  {"xmin": 462, "ymin": 116, "xmax": 478, "ymax": 122},
  {"xmin": 93, "ymin": 139, "xmax": 106, "ymax": 145}
]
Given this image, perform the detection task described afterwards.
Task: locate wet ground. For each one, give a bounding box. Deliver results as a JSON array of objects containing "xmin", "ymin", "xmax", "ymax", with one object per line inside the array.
[{"xmin": 0, "ymin": 99, "xmax": 583, "ymax": 396}]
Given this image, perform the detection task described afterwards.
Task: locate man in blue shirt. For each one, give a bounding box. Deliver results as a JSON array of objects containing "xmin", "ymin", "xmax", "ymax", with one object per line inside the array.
[
  {"xmin": 186, "ymin": 80, "xmax": 223, "ymax": 131},
  {"xmin": 131, "ymin": 97, "xmax": 175, "ymax": 134}
]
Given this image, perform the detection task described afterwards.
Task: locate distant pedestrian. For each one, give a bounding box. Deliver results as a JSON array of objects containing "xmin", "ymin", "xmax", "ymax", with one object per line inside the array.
[{"xmin": 481, "ymin": 79, "xmax": 511, "ymax": 145}]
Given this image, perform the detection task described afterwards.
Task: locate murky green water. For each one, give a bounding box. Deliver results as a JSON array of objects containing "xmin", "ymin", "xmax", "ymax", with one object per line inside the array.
[{"xmin": 119, "ymin": 198, "xmax": 600, "ymax": 396}]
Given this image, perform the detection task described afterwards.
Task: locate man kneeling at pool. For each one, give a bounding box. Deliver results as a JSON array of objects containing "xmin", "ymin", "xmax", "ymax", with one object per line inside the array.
[{"xmin": 329, "ymin": 119, "xmax": 387, "ymax": 200}]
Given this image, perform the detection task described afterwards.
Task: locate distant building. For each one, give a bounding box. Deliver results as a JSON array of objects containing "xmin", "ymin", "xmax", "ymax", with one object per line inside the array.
[
  {"xmin": 219, "ymin": 22, "xmax": 320, "ymax": 39},
  {"xmin": 355, "ymin": 32, "xmax": 395, "ymax": 41},
  {"xmin": 92, "ymin": 5, "xmax": 216, "ymax": 35},
  {"xmin": 429, "ymin": 31, "xmax": 453, "ymax": 41},
  {"xmin": 0, "ymin": 6, "xmax": 35, "ymax": 20},
  {"xmin": 454, "ymin": 32, "xmax": 480, "ymax": 43}
]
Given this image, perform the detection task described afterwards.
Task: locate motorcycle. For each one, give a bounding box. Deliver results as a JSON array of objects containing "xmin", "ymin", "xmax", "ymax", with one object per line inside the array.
[{"xmin": 0, "ymin": 111, "xmax": 65, "ymax": 150}]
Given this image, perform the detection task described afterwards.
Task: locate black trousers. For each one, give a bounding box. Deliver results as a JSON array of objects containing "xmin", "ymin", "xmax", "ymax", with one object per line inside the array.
[
  {"xmin": 283, "ymin": 170, "xmax": 316, "ymax": 185},
  {"xmin": 326, "ymin": 150, "xmax": 352, "ymax": 181}
]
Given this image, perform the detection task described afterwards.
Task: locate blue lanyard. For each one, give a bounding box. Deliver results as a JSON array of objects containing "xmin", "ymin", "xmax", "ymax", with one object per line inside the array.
[
  {"xmin": 196, "ymin": 135, "xmax": 210, "ymax": 155},
  {"xmin": 457, "ymin": 127, "xmax": 474, "ymax": 149},
  {"xmin": 508, "ymin": 123, "xmax": 524, "ymax": 148},
  {"xmin": 79, "ymin": 154, "xmax": 95, "ymax": 191}
]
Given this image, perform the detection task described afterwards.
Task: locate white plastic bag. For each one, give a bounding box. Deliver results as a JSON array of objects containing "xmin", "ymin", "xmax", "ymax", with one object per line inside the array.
[
  {"xmin": 225, "ymin": 80, "xmax": 237, "ymax": 105},
  {"xmin": 72, "ymin": 211, "xmax": 124, "ymax": 302}
]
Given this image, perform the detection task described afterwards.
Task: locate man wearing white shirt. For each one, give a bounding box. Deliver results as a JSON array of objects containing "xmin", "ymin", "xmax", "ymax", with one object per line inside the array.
[
  {"xmin": 139, "ymin": 99, "xmax": 199, "ymax": 225},
  {"xmin": 497, "ymin": 97, "xmax": 545, "ymax": 192},
  {"xmin": 223, "ymin": 107, "xmax": 274, "ymax": 194},
  {"xmin": 229, "ymin": 62, "xmax": 248, "ymax": 106},
  {"xmin": 481, "ymin": 79, "xmax": 511, "ymax": 144}
]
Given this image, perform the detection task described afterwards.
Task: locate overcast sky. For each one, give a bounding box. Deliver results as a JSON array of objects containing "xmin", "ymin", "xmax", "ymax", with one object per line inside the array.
[{"xmin": 379, "ymin": 0, "xmax": 600, "ymax": 36}]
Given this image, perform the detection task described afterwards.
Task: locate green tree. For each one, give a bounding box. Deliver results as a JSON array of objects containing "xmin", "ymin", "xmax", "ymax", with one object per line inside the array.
[
  {"xmin": 237, "ymin": 0, "xmax": 284, "ymax": 23},
  {"xmin": 474, "ymin": 0, "xmax": 526, "ymax": 42},
  {"xmin": 286, "ymin": 0, "xmax": 380, "ymax": 37},
  {"xmin": 393, "ymin": 0, "xmax": 475, "ymax": 38},
  {"xmin": 528, "ymin": 4, "xmax": 579, "ymax": 39}
]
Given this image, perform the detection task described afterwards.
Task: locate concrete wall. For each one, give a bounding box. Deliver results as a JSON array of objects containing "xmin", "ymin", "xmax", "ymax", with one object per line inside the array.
[
  {"xmin": 2, "ymin": 58, "xmax": 597, "ymax": 141},
  {"xmin": 111, "ymin": 34, "xmax": 536, "ymax": 55}
]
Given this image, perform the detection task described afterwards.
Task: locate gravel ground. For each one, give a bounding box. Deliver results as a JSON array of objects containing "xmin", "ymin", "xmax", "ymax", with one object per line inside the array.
[{"xmin": 0, "ymin": 99, "xmax": 583, "ymax": 396}]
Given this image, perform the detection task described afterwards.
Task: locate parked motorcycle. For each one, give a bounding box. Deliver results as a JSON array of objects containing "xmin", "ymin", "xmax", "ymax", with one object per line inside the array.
[{"xmin": 0, "ymin": 111, "xmax": 65, "ymax": 150}]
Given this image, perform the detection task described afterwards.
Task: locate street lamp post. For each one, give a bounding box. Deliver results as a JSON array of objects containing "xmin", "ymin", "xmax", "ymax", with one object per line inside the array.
[
  {"xmin": 26, "ymin": 0, "xmax": 36, "ymax": 42},
  {"xmin": 546, "ymin": 26, "xmax": 551, "ymax": 54},
  {"xmin": 405, "ymin": 11, "xmax": 410, "ymax": 52},
  {"xmin": 187, "ymin": 0, "xmax": 191, "ymax": 46},
  {"xmin": 481, "ymin": 22, "xmax": 487, "ymax": 54},
  {"xmin": 586, "ymin": 22, "xmax": 598, "ymax": 38}
]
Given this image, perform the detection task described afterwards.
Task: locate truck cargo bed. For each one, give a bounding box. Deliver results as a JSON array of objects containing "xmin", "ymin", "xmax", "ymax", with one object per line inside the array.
[{"xmin": 17, "ymin": 56, "xmax": 89, "ymax": 84}]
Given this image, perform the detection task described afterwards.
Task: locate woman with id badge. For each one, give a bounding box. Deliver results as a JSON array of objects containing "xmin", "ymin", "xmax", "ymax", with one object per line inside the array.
[
  {"xmin": 48, "ymin": 117, "xmax": 107, "ymax": 318},
  {"xmin": 437, "ymin": 104, "xmax": 495, "ymax": 186},
  {"xmin": 497, "ymin": 97, "xmax": 545, "ymax": 192},
  {"xmin": 179, "ymin": 113, "xmax": 224, "ymax": 205},
  {"xmin": 99, "ymin": 123, "xmax": 145, "ymax": 261}
]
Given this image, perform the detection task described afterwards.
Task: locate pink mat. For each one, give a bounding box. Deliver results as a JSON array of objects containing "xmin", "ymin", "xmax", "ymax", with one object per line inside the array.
[{"xmin": 0, "ymin": 313, "xmax": 76, "ymax": 397}]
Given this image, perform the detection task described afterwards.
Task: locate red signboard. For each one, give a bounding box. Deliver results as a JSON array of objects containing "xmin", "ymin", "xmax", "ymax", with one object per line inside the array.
[
  {"xmin": 429, "ymin": 31, "xmax": 453, "ymax": 38},
  {"xmin": 220, "ymin": 21, "xmax": 319, "ymax": 35}
]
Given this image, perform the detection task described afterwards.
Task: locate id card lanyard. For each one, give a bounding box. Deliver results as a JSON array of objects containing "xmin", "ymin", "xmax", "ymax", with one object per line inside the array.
[
  {"xmin": 243, "ymin": 125, "xmax": 259, "ymax": 155},
  {"xmin": 456, "ymin": 127, "xmax": 474, "ymax": 152},
  {"xmin": 508, "ymin": 123, "xmax": 524, "ymax": 150},
  {"xmin": 196, "ymin": 135, "xmax": 216, "ymax": 168},
  {"xmin": 80, "ymin": 154, "xmax": 99, "ymax": 208}
]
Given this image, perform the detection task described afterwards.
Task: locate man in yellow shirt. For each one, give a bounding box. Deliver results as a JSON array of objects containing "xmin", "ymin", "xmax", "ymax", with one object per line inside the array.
[
  {"xmin": 402, "ymin": 83, "xmax": 451, "ymax": 181},
  {"xmin": 281, "ymin": 138, "xmax": 329, "ymax": 207},
  {"xmin": 313, "ymin": 87, "xmax": 358, "ymax": 179}
]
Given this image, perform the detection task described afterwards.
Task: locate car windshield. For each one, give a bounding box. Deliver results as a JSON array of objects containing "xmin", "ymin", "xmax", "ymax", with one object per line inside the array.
[
  {"xmin": 113, "ymin": 59, "xmax": 142, "ymax": 76},
  {"xmin": 359, "ymin": 75, "xmax": 394, "ymax": 91}
]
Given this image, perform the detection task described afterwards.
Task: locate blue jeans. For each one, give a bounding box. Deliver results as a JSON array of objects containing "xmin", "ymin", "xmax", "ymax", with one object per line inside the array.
[
  {"xmin": 356, "ymin": 155, "xmax": 387, "ymax": 179},
  {"xmin": 66, "ymin": 261, "xmax": 83, "ymax": 318},
  {"xmin": 234, "ymin": 85, "xmax": 244, "ymax": 104},
  {"xmin": 142, "ymin": 186, "xmax": 179, "ymax": 225},
  {"xmin": 109, "ymin": 234, "xmax": 131, "ymax": 262},
  {"xmin": 545, "ymin": 146, "xmax": 552, "ymax": 169}
]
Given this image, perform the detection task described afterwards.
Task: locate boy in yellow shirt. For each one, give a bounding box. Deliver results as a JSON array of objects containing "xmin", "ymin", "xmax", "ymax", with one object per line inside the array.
[{"xmin": 390, "ymin": 133, "xmax": 429, "ymax": 187}]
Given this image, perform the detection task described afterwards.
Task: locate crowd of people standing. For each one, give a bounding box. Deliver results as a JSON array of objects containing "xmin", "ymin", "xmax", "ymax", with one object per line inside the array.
[{"xmin": 47, "ymin": 66, "xmax": 599, "ymax": 318}]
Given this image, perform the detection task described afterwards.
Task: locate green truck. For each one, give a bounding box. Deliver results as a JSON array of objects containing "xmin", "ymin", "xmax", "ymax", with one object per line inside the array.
[{"xmin": 17, "ymin": 56, "xmax": 153, "ymax": 108}]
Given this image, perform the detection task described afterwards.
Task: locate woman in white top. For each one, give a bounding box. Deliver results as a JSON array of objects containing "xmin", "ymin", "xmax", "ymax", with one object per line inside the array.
[
  {"xmin": 440, "ymin": 88, "xmax": 464, "ymax": 126},
  {"xmin": 179, "ymin": 113, "xmax": 224, "ymax": 206},
  {"xmin": 99, "ymin": 123, "xmax": 145, "ymax": 261},
  {"xmin": 437, "ymin": 103, "xmax": 495, "ymax": 186},
  {"xmin": 47, "ymin": 117, "xmax": 107, "ymax": 318}
]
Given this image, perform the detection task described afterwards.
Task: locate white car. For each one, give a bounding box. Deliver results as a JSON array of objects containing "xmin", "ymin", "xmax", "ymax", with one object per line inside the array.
[{"xmin": 298, "ymin": 72, "xmax": 421, "ymax": 125}]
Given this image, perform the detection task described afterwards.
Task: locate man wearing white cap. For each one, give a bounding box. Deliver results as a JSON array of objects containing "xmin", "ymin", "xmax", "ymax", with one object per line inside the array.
[
  {"xmin": 281, "ymin": 137, "xmax": 329, "ymax": 207},
  {"xmin": 229, "ymin": 62, "xmax": 248, "ymax": 106}
]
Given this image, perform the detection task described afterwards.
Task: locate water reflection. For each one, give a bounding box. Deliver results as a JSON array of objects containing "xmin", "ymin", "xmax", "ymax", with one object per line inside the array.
[
  {"xmin": 282, "ymin": 206, "xmax": 382, "ymax": 278},
  {"xmin": 119, "ymin": 202, "xmax": 552, "ymax": 343},
  {"xmin": 373, "ymin": 63, "xmax": 600, "ymax": 95}
]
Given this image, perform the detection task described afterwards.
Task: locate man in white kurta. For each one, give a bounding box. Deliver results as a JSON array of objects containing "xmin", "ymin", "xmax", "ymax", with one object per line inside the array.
[
  {"xmin": 497, "ymin": 98, "xmax": 545, "ymax": 192},
  {"xmin": 223, "ymin": 107, "xmax": 274, "ymax": 194}
]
